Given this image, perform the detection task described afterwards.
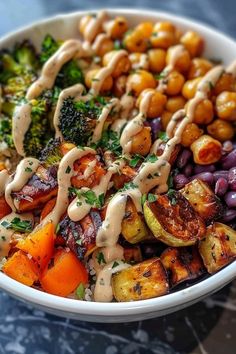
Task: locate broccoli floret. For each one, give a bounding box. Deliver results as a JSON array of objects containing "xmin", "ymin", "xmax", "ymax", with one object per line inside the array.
[
  {"xmin": 13, "ymin": 40, "xmax": 39, "ymax": 71},
  {"xmin": 40, "ymin": 138, "xmax": 63, "ymax": 168},
  {"xmin": 39, "ymin": 34, "xmax": 84, "ymax": 89},
  {"xmin": 58, "ymin": 96, "xmax": 107, "ymax": 145},
  {"xmin": 0, "ymin": 114, "xmax": 14, "ymax": 148},
  {"xmin": 23, "ymin": 98, "xmax": 53, "ymax": 157}
]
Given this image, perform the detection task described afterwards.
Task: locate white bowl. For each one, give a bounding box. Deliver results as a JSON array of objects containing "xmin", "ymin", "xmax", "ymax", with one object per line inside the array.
[{"xmin": 0, "ymin": 8, "xmax": 236, "ymax": 323}]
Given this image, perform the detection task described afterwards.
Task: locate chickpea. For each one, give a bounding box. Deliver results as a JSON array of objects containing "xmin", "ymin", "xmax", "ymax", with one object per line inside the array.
[
  {"xmin": 103, "ymin": 51, "xmax": 131, "ymax": 78},
  {"xmin": 79, "ymin": 15, "xmax": 92, "ymax": 36},
  {"xmin": 150, "ymin": 22, "xmax": 176, "ymax": 49},
  {"xmin": 181, "ymin": 123, "xmax": 203, "ymax": 147},
  {"xmin": 123, "ymin": 29, "xmax": 148, "ymax": 53},
  {"xmin": 113, "ymin": 75, "xmax": 127, "ymax": 97},
  {"xmin": 129, "ymin": 53, "xmax": 149, "ymax": 70},
  {"xmin": 216, "ymin": 91, "xmax": 236, "ymax": 121},
  {"xmin": 182, "ymin": 77, "xmax": 202, "ymax": 99},
  {"xmin": 207, "ymin": 119, "xmax": 234, "ymax": 142},
  {"xmin": 135, "ymin": 22, "xmax": 153, "ymax": 38},
  {"xmin": 104, "ymin": 16, "xmax": 128, "ymax": 39},
  {"xmin": 137, "ymin": 89, "xmax": 167, "ymax": 118},
  {"xmin": 189, "ymin": 99, "xmax": 214, "ymax": 125},
  {"xmin": 85, "ymin": 69, "xmax": 113, "ymax": 92},
  {"xmin": 161, "ymin": 110, "xmax": 173, "ymax": 130},
  {"xmin": 148, "ymin": 49, "xmax": 166, "ymax": 73},
  {"xmin": 127, "ymin": 70, "xmax": 156, "ymax": 97},
  {"xmin": 165, "ymin": 71, "xmax": 185, "ymax": 96},
  {"xmin": 213, "ymin": 73, "xmax": 234, "ymax": 96},
  {"xmin": 180, "ymin": 31, "xmax": 204, "ymax": 57},
  {"xmin": 166, "ymin": 47, "xmax": 191, "ymax": 73},
  {"xmin": 96, "ymin": 38, "xmax": 114, "ymax": 57},
  {"xmin": 188, "ymin": 58, "xmax": 213, "ymax": 80},
  {"xmin": 191, "ymin": 134, "xmax": 222, "ymax": 165},
  {"xmin": 131, "ymin": 126, "xmax": 152, "ymax": 155},
  {"xmin": 166, "ymin": 96, "xmax": 186, "ymax": 113}
]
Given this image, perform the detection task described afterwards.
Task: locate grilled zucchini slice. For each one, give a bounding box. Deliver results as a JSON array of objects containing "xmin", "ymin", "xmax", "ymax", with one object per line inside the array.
[
  {"xmin": 112, "ymin": 258, "xmax": 169, "ymax": 301},
  {"xmin": 199, "ymin": 222, "xmax": 236, "ymax": 274},
  {"xmin": 144, "ymin": 191, "xmax": 206, "ymax": 247},
  {"xmin": 180, "ymin": 179, "xmax": 223, "ymax": 224}
]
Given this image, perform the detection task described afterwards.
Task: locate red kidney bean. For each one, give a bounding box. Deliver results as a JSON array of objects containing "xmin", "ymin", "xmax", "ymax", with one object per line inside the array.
[
  {"xmin": 213, "ymin": 170, "xmax": 229, "ymax": 182},
  {"xmin": 215, "ymin": 177, "xmax": 228, "ymax": 197},
  {"xmin": 190, "ymin": 172, "xmax": 214, "ymax": 185},
  {"xmin": 147, "ymin": 117, "xmax": 162, "ymax": 140},
  {"xmin": 193, "ymin": 164, "xmax": 216, "ymax": 174},
  {"xmin": 224, "ymin": 191, "xmax": 236, "ymax": 208},
  {"xmin": 228, "ymin": 167, "xmax": 236, "ymax": 191},
  {"xmin": 176, "ymin": 149, "xmax": 192, "ymax": 169},
  {"xmin": 183, "ymin": 163, "xmax": 193, "ymax": 177},
  {"xmin": 173, "ymin": 174, "xmax": 189, "ymax": 189},
  {"xmin": 221, "ymin": 209, "xmax": 236, "ymax": 222},
  {"xmin": 221, "ymin": 149, "xmax": 236, "ymax": 169}
]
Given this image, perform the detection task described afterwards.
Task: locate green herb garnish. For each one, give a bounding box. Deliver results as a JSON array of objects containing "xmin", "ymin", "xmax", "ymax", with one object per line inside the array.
[
  {"xmin": 76, "ymin": 283, "xmax": 85, "ymax": 300},
  {"xmin": 1, "ymin": 217, "xmax": 33, "ymax": 233},
  {"xmin": 97, "ymin": 252, "xmax": 106, "ymax": 265},
  {"xmin": 148, "ymin": 193, "xmax": 157, "ymax": 202}
]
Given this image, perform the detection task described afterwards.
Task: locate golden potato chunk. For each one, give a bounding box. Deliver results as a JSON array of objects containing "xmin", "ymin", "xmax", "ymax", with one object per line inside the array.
[
  {"xmin": 144, "ymin": 191, "xmax": 206, "ymax": 247},
  {"xmin": 161, "ymin": 247, "xmax": 205, "ymax": 287},
  {"xmin": 191, "ymin": 134, "xmax": 222, "ymax": 165},
  {"xmin": 112, "ymin": 258, "xmax": 169, "ymax": 301},
  {"xmin": 180, "ymin": 179, "xmax": 223, "ymax": 224},
  {"xmin": 199, "ymin": 222, "xmax": 236, "ymax": 274}
]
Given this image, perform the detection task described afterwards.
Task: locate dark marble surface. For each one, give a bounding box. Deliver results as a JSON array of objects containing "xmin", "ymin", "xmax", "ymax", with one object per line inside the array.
[{"xmin": 0, "ymin": 1, "xmax": 236, "ymax": 353}]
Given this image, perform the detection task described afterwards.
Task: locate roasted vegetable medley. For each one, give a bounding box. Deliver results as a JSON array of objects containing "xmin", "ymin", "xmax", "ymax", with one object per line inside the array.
[{"xmin": 0, "ymin": 11, "xmax": 236, "ymax": 302}]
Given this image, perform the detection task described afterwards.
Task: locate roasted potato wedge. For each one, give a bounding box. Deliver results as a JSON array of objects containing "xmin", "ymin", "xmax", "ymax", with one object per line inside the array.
[
  {"xmin": 144, "ymin": 191, "xmax": 206, "ymax": 247},
  {"xmin": 199, "ymin": 222, "xmax": 236, "ymax": 274},
  {"xmin": 12, "ymin": 165, "xmax": 58, "ymax": 212},
  {"xmin": 121, "ymin": 197, "xmax": 149, "ymax": 243},
  {"xmin": 180, "ymin": 179, "xmax": 223, "ymax": 223},
  {"xmin": 161, "ymin": 247, "xmax": 205, "ymax": 287},
  {"xmin": 112, "ymin": 258, "xmax": 169, "ymax": 301}
]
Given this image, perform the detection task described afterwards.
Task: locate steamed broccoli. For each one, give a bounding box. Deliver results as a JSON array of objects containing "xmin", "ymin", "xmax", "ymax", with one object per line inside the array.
[
  {"xmin": 40, "ymin": 138, "xmax": 63, "ymax": 168},
  {"xmin": 13, "ymin": 40, "xmax": 39, "ymax": 71},
  {"xmin": 58, "ymin": 96, "xmax": 107, "ymax": 145},
  {"xmin": 39, "ymin": 34, "xmax": 84, "ymax": 88},
  {"xmin": 0, "ymin": 114, "xmax": 14, "ymax": 148}
]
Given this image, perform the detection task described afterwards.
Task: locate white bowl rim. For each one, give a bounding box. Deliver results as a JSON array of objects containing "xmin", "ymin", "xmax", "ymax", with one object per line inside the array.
[{"xmin": 0, "ymin": 7, "xmax": 235, "ymax": 317}]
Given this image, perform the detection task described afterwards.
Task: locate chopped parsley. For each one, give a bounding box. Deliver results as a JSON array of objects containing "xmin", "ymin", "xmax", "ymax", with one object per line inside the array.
[
  {"xmin": 76, "ymin": 239, "xmax": 83, "ymax": 246},
  {"xmin": 95, "ymin": 130, "xmax": 122, "ymax": 156},
  {"xmin": 76, "ymin": 283, "xmax": 85, "ymax": 300},
  {"xmin": 68, "ymin": 188, "xmax": 105, "ymax": 208},
  {"xmin": 1, "ymin": 236, "xmax": 6, "ymax": 241},
  {"xmin": 112, "ymin": 261, "xmax": 120, "ymax": 268},
  {"xmin": 154, "ymin": 72, "xmax": 166, "ymax": 80},
  {"xmin": 129, "ymin": 154, "xmax": 143, "ymax": 167},
  {"xmin": 97, "ymin": 252, "xmax": 106, "ymax": 265},
  {"xmin": 167, "ymin": 174, "xmax": 174, "ymax": 189},
  {"xmin": 65, "ymin": 165, "xmax": 71, "ymax": 174},
  {"xmin": 147, "ymin": 193, "xmax": 157, "ymax": 202},
  {"xmin": 167, "ymin": 189, "xmax": 177, "ymax": 205},
  {"xmin": 158, "ymin": 131, "xmax": 169, "ymax": 143},
  {"xmin": 25, "ymin": 167, "xmax": 32, "ymax": 173},
  {"xmin": 118, "ymin": 182, "xmax": 138, "ymax": 192},
  {"xmin": 1, "ymin": 217, "xmax": 33, "ymax": 233},
  {"xmin": 145, "ymin": 154, "xmax": 158, "ymax": 163}
]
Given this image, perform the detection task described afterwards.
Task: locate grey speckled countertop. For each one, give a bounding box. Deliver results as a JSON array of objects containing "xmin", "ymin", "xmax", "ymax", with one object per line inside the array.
[{"xmin": 0, "ymin": 1, "xmax": 236, "ymax": 353}]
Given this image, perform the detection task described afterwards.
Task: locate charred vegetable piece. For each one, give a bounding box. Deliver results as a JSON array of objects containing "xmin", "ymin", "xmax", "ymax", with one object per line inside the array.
[
  {"xmin": 112, "ymin": 257, "xmax": 169, "ymax": 301},
  {"xmin": 2, "ymin": 250, "xmax": 39, "ymax": 286},
  {"xmin": 123, "ymin": 246, "xmax": 143, "ymax": 263},
  {"xmin": 112, "ymin": 165, "xmax": 137, "ymax": 190},
  {"xmin": 40, "ymin": 138, "xmax": 63, "ymax": 168},
  {"xmin": 160, "ymin": 247, "xmax": 205, "ymax": 287},
  {"xmin": 156, "ymin": 140, "xmax": 181, "ymax": 165},
  {"xmin": 12, "ymin": 165, "xmax": 58, "ymax": 212},
  {"xmin": 144, "ymin": 191, "xmax": 206, "ymax": 246},
  {"xmin": 121, "ymin": 197, "xmax": 149, "ymax": 243},
  {"xmin": 180, "ymin": 179, "xmax": 223, "ymax": 223},
  {"xmin": 199, "ymin": 222, "xmax": 236, "ymax": 274}
]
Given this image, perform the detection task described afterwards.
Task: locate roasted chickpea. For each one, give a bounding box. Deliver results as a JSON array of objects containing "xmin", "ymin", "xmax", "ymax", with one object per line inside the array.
[
  {"xmin": 148, "ymin": 49, "xmax": 166, "ymax": 73},
  {"xmin": 181, "ymin": 123, "xmax": 203, "ymax": 147},
  {"xmin": 113, "ymin": 75, "xmax": 127, "ymax": 97},
  {"xmin": 188, "ymin": 58, "xmax": 213, "ymax": 80},
  {"xmin": 150, "ymin": 22, "xmax": 176, "ymax": 49},
  {"xmin": 96, "ymin": 38, "xmax": 114, "ymax": 57},
  {"xmin": 216, "ymin": 91, "xmax": 236, "ymax": 121},
  {"xmin": 79, "ymin": 15, "xmax": 92, "ymax": 36},
  {"xmin": 135, "ymin": 22, "xmax": 153, "ymax": 38},
  {"xmin": 191, "ymin": 135, "xmax": 222, "ymax": 165},
  {"xmin": 161, "ymin": 110, "xmax": 173, "ymax": 130},
  {"xmin": 137, "ymin": 89, "xmax": 167, "ymax": 118},
  {"xmin": 129, "ymin": 53, "xmax": 149, "ymax": 70},
  {"xmin": 182, "ymin": 77, "xmax": 202, "ymax": 99},
  {"xmin": 123, "ymin": 29, "xmax": 148, "ymax": 53},
  {"xmin": 127, "ymin": 70, "xmax": 156, "ymax": 97},
  {"xmin": 85, "ymin": 69, "xmax": 113, "ymax": 92},
  {"xmin": 165, "ymin": 71, "xmax": 185, "ymax": 96},
  {"xmin": 213, "ymin": 73, "xmax": 234, "ymax": 96},
  {"xmin": 104, "ymin": 16, "xmax": 128, "ymax": 39},
  {"xmin": 180, "ymin": 31, "xmax": 204, "ymax": 57},
  {"xmin": 207, "ymin": 119, "xmax": 234, "ymax": 142},
  {"xmin": 131, "ymin": 127, "xmax": 152, "ymax": 155},
  {"xmin": 103, "ymin": 51, "xmax": 131, "ymax": 78},
  {"xmin": 166, "ymin": 96, "xmax": 186, "ymax": 113},
  {"xmin": 191, "ymin": 99, "xmax": 214, "ymax": 125},
  {"xmin": 166, "ymin": 47, "xmax": 191, "ymax": 73}
]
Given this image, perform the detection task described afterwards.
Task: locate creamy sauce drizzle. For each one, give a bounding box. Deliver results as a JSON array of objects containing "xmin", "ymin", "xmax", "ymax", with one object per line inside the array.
[
  {"xmin": 0, "ymin": 170, "xmax": 10, "ymax": 196},
  {"xmin": 12, "ymin": 103, "xmax": 32, "ymax": 157},
  {"xmin": 83, "ymin": 11, "xmax": 107, "ymax": 43}
]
